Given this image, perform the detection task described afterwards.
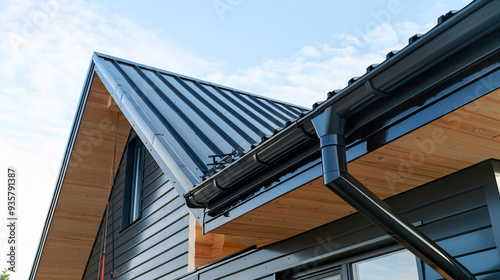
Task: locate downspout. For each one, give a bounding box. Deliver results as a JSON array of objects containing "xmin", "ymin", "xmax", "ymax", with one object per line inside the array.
[{"xmin": 312, "ymin": 106, "xmax": 476, "ymax": 280}]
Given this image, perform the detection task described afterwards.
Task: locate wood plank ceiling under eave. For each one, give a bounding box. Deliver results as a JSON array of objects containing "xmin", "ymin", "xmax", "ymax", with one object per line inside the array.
[
  {"xmin": 35, "ymin": 74, "xmax": 131, "ymax": 279},
  {"xmin": 213, "ymin": 87, "xmax": 500, "ymax": 245}
]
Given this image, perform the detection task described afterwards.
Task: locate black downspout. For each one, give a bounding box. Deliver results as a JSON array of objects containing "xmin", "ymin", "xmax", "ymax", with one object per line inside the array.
[{"xmin": 312, "ymin": 106, "xmax": 476, "ymax": 280}]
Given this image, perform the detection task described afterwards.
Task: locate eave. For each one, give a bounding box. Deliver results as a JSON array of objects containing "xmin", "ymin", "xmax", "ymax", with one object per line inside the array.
[
  {"xmin": 30, "ymin": 70, "xmax": 132, "ymax": 279},
  {"xmin": 193, "ymin": 0, "xmax": 500, "ymax": 244},
  {"xmin": 209, "ymin": 85, "xmax": 500, "ymax": 244}
]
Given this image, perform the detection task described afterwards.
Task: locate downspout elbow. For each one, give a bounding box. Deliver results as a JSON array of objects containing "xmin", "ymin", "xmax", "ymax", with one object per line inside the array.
[
  {"xmin": 311, "ymin": 106, "xmax": 347, "ymax": 184},
  {"xmin": 318, "ymin": 134, "xmax": 347, "ymax": 184}
]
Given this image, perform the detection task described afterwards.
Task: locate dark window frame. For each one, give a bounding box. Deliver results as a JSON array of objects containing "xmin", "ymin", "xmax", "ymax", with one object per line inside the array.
[
  {"xmin": 121, "ymin": 137, "xmax": 144, "ymax": 229},
  {"xmin": 284, "ymin": 246, "xmax": 417, "ymax": 280},
  {"xmin": 293, "ymin": 268, "xmax": 342, "ymax": 280}
]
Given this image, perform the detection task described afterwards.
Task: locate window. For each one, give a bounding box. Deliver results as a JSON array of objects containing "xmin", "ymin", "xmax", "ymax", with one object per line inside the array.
[
  {"xmin": 352, "ymin": 250, "xmax": 419, "ymax": 280},
  {"xmin": 317, "ymin": 274, "xmax": 341, "ymax": 280},
  {"xmin": 286, "ymin": 268, "xmax": 341, "ymax": 280},
  {"xmin": 122, "ymin": 138, "xmax": 144, "ymax": 228}
]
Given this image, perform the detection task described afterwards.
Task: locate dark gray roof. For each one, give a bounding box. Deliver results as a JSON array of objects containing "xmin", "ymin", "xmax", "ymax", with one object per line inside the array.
[{"xmin": 93, "ymin": 53, "xmax": 307, "ymax": 192}]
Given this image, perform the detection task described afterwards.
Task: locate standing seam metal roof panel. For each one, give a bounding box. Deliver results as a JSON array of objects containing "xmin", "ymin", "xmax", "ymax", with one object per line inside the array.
[{"xmin": 93, "ymin": 53, "xmax": 308, "ymax": 189}]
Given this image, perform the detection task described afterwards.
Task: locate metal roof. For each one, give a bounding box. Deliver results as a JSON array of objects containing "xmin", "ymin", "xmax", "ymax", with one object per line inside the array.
[{"xmin": 93, "ymin": 53, "xmax": 307, "ymax": 190}]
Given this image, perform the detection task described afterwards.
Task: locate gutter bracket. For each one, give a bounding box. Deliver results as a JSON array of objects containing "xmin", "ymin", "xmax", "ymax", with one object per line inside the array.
[
  {"xmin": 213, "ymin": 178, "xmax": 229, "ymax": 190},
  {"xmin": 311, "ymin": 106, "xmax": 476, "ymax": 280},
  {"xmin": 253, "ymin": 154, "xmax": 272, "ymax": 167},
  {"xmin": 364, "ymin": 80, "xmax": 389, "ymax": 98},
  {"xmin": 300, "ymin": 124, "xmax": 317, "ymax": 139}
]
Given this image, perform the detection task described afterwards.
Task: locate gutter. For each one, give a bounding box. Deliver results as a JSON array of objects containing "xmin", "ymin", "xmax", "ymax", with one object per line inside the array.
[
  {"xmin": 185, "ymin": 0, "xmax": 500, "ymax": 208},
  {"xmin": 312, "ymin": 106, "xmax": 476, "ymax": 280}
]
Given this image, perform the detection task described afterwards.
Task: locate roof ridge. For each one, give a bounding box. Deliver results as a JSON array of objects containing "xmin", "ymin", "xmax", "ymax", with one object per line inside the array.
[{"xmin": 93, "ymin": 52, "xmax": 310, "ymax": 111}]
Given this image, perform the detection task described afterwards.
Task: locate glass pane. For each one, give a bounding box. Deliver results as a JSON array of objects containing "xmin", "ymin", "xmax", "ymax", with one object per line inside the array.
[
  {"xmin": 318, "ymin": 275, "xmax": 340, "ymax": 280},
  {"xmin": 291, "ymin": 268, "xmax": 341, "ymax": 280},
  {"xmin": 131, "ymin": 145, "xmax": 142, "ymax": 221},
  {"xmin": 353, "ymin": 250, "xmax": 418, "ymax": 280}
]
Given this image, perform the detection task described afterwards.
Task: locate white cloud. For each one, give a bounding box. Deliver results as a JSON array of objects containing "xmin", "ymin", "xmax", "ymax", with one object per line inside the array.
[
  {"xmin": 203, "ymin": 18, "xmax": 432, "ymax": 109},
  {"xmin": 204, "ymin": 31, "xmax": 403, "ymax": 108},
  {"xmin": 364, "ymin": 23, "xmax": 401, "ymax": 53}
]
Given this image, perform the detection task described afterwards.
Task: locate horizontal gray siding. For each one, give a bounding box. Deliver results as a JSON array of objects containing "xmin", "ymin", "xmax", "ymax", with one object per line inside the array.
[
  {"xmin": 416, "ymin": 191, "xmax": 499, "ymax": 279},
  {"xmin": 176, "ymin": 160, "xmax": 500, "ymax": 280},
  {"xmin": 82, "ymin": 134, "xmax": 190, "ymax": 280}
]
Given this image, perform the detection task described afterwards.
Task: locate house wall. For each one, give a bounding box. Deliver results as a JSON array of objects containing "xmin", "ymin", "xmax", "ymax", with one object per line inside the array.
[
  {"xmin": 177, "ymin": 160, "xmax": 500, "ymax": 280},
  {"xmin": 82, "ymin": 132, "xmax": 190, "ymax": 280},
  {"xmin": 80, "ymin": 130, "xmax": 500, "ymax": 280}
]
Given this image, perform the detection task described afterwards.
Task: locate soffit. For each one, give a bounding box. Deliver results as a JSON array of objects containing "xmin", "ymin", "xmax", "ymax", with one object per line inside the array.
[
  {"xmin": 34, "ymin": 74, "xmax": 131, "ymax": 279},
  {"xmin": 212, "ymin": 87, "xmax": 500, "ymax": 245}
]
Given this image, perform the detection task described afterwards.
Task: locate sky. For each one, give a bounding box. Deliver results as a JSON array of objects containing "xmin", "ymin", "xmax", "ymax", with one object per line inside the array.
[{"xmin": 0, "ymin": 0, "xmax": 471, "ymax": 279}]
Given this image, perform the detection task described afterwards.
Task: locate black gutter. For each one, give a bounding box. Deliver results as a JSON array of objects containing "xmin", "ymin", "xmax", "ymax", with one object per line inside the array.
[
  {"xmin": 184, "ymin": 0, "xmax": 500, "ymax": 208},
  {"xmin": 312, "ymin": 106, "xmax": 476, "ymax": 280}
]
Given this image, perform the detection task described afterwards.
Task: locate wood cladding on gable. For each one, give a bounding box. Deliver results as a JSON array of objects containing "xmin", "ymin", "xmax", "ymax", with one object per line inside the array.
[{"xmin": 34, "ymin": 74, "xmax": 131, "ymax": 280}]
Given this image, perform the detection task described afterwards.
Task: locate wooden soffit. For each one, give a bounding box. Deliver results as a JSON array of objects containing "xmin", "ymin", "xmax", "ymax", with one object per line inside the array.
[
  {"xmin": 34, "ymin": 74, "xmax": 131, "ymax": 279},
  {"xmin": 212, "ymin": 87, "xmax": 500, "ymax": 244}
]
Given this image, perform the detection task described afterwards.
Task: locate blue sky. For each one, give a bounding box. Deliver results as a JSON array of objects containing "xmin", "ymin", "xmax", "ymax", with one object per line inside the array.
[{"xmin": 0, "ymin": 0, "xmax": 470, "ymax": 279}]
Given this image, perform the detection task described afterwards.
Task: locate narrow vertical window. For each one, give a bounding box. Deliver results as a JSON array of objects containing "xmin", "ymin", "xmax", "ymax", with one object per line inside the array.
[{"xmin": 122, "ymin": 138, "xmax": 144, "ymax": 228}]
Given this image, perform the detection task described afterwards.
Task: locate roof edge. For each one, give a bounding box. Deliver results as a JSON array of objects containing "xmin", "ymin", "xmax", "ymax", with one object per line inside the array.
[
  {"xmin": 91, "ymin": 53, "xmax": 208, "ymax": 222},
  {"xmin": 93, "ymin": 52, "xmax": 310, "ymax": 110},
  {"xmin": 29, "ymin": 58, "xmax": 97, "ymax": 280}
]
